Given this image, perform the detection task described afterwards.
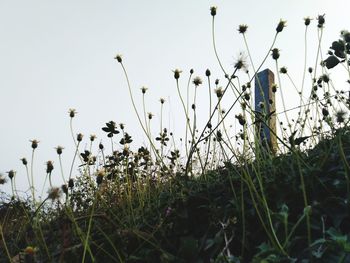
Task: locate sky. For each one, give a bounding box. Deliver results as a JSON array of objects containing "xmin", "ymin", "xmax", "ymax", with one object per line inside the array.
[{"xmin": 1, "ymin": 0, "xmax": 350, "ymax": 196}]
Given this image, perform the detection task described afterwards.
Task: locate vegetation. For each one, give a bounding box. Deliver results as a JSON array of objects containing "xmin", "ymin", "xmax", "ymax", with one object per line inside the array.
[{"xmin": 1, "ymin": 7, "xmax": 350, "ymax": 263}]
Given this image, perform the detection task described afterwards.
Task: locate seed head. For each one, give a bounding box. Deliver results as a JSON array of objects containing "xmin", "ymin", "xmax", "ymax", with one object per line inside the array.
[
  {"xmin": 317, "ymin": 14, "xmax": 325, "ymax": 28},
  {"xmin": 214, "ymin": 87, "xmax": 223, "ymax": 98},
  {"xmin": 276, "ymin": 20, "xmax": 287, "ymax": 33},
  {"xmin": 96, "ymin": 169, "xmax": 106, "ymax": 185},
  {"xmin": 68, "ymin": 108, "xmax": 77, "ymax": 118},
  {"xmin": 280, "ymin": 67, "xmax": 287, "ymax": 74},
  {"xmin": 0, "ymin": 174, "xmax": 7, "ymax": 185},
  {"xmin": 272, "ymin": 84, "xmax": 278, "ymax": 93},
  {"xmin": 90, "ymin": 134, "xmax": 96, "ymax": 142},
  {"xmin": 308, "ymin": 67, "xmax": 313, "ymax": 73},
  {"xmin": 21, "ymin": 158, "xmax": 28, "ymax": 165},
  {"xmin": 193, "ymin": 76, "xmax": 203, "ymax": 86},
  {"xmin": 47, "ymin": 187, "xmax": 61, "ymax": 201},
  {"xmin": 160, "ymin": 98, "xmax": 165, "ymax": 104},
  {"xmin": 7, "ymin": 170, "xmax": 15, "ymax": 180},
  {"xmin": 99, "ymin": 142, "xmax": 104, "ymax": 150},
  {"xmin": 238, "ymin": 24, "xmax": 248, "ymax": 34},
  {"xmin": 173, "ymin": 69, "xmax": 182, "ymax": 80},
  {"xmin": 119, "ymin": 123, "xmax": 125, "ymax": 130},
  {"xmin": 148, "ymin": 112, "xmax": 154, "ymax": 120},
  {"xmin": 205, "ymin": 69, "xmax": 211, "ymax": 77},
  {"xmin": 46, "ymin": 161, "xmax": 54, "ymax": 173},
  {"xmin": 77, "ymin": 133, "xmax": 83, "ymax": 142},
  {"xmin": 271, "ymin": 48, "xmax": 280, "ymax": 60},
  {"xmin": 141, "ymin": 86, "xmax": 148, "ymax": 94},
  {"xmin": 30, "ymin": 139, "xmax": 39, "ymax": 149},
  {"xmin": 215, "ymin": 79, "xmax": 219, "ymax": 85},
  {"xmin": 210, "ymin": 6, "xmax": 217, "ymax": 17},
  {"xmin": 55, "ymin": 146, "xmax": 64, "ymax": 155},
  {"xmin": 114, "ymin": 54, "xmax": 122, "ymax": 63},
  {"xmin": 304, "ymin": 17, "xmax": 311, "ymax": 26}
]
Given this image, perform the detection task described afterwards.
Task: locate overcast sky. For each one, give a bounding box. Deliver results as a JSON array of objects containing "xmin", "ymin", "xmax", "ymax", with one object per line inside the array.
[{"xmin": 1, "ymin": 0, "xmax": 350, "ymax": 196}]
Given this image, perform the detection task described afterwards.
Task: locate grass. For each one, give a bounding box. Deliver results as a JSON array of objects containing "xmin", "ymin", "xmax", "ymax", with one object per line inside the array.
[{"xmin": 1, "ymin": 7, "xmax": 350, "ymax": 263}]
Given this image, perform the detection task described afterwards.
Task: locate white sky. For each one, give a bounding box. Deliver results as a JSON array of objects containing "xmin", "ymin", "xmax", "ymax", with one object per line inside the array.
[{"xmin": 1, "ymin": 0, "xmax": 350, "ymax": 196}]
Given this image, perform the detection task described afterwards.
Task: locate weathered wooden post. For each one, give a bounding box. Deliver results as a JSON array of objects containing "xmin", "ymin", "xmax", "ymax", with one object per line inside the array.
[{"xmin": 255, "ymin": 69, "xmax": 277, "ymax": 153}]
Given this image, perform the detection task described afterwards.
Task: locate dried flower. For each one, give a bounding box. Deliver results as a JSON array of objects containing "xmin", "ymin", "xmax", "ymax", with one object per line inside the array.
[
  {"xmin": 21, "ymin": 158, "xmax": 28, "ymax": 165},
  {"xmin": 304, "ymin": 17, "xmax": 311, "ymax": 26},
  {"xmin": 238, "ymin": 24, "xmax": 248, "ymax": 34},
  {"xmin": 173, "ymin": 69, "xmax": 182, "ymax": 80},
  {"xmin": 114, "ymin": 54, "xmax": 122, "ymax": 63},
  {"xmin": 280, "ymin": 67, "xmax": 287, "ymax": 74},
  {"xmin": 205, "ymin": 69, "xmax": 211, "ymax": 77},
  {"xmin": 30, "ymin": 139, "xmax": 39, "ymax": 149},
  {"xmin": 210, "ymin": 6, "xmax": 217, "ymax": 17},
  {"xmin": 148, "ymin": 112, "xmax": 154, "ymax": 120},
  {"xmin": 55, "ymin": 146, "xmax": 64, "ymax": 155},
  {"xmin": 68, "ymin": 108, "xmax": 77, "ymax": 118},
  {"xmin": 193, "ymin": 76, "xmax": 203, "ymax": 86},
  {"xmin": 317, "ymin": 14, "xmax": 325, "ymax": 28},
  {"xmin": 160, "ymin": 98, "xmax": 165, "ymax": 104},
  {"xmin": 96, "ymin": 169, "xmax": 106, "ymax": 185},
  {"xmin": 61, "ymin": 184, "xmax": 68, "ymax": 194},
  {"xmin": 271, "ymin": 48, "xmax": 280, "ymax": 60},
  {"xmin": 7, "ymin": 170, "xmax": 15, "ymax": 180},
  {"xmin": 77, "ymin": 133, "xmax": 83, "ymax": 142},
  {"xmin": 46, "ymin": 161, "xmax": 54, "ymax": 174},
  {"xmin": 141, "ymin": 86, "xmax": 148, "ymax": 94},
  {"xmin": 276, "ymin": 20, "xmax": 287, "ymax": 33},
  {"xmin": 0, "ymin": 174, "xmax": 7, "ymax": 185},
  {"xmin": 234, "ymin": 52, "xmax": 248, "ymax": 70},
  {"xmin": 214, "ymin": 87, "xmax": 223, "ymax": 98}
]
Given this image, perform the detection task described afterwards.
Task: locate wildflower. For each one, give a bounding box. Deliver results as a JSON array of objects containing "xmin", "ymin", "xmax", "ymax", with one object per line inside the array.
[
  {"xmin": 46, "ymin": 161, "xmax": 54, "ymax": 174},
  {"xmin": 173, "ymin": 69, "xmax": 182, "ymax": 80},
  {"xmin": 238, "ymin": 24, "xmax": 248, "ymax": 34},
  {"xmin": 21, "ymin": 158, "xmax": 28, "ymax": 165},
  {"xmin": 114, "ymin": 54, "xmax": 122, "ymax": 63},
  {"xmin": 77, "ymin": 133, "xmax": 83, "ymax": 142},
  {"xmin": 280, "ymin": 67, "xmax": 287, "ymax": 74},
  {"xmin": 317, "ymin": 14, "xmax": 325, "ymax": 28},
  {"xmin": 30, "ymin": 139, "xmax": 39, "ymax": 149},
  {"xmin": 234, "ymin": 52, "xmax": 248, "ymax": 70},
  {"xmin": 68, "ymin": 108, "xmax": 77, "ymax": 118},
  {"xmin": 271, "ymin": 48, "xmax": 280, "ymax": 60},
  {"xmin": 193, "ymin": 76, "xmax": 203, "ymax": 86},
  {"xmin": 99, "ymin": 142, "xmax": 104, "ymax": 150},
  {"xmin": 276, "ymin": 20, "xmax": 287, "ymax": 33},
  {"xmin": 7, "ymin": 170, "xmax": 15, "ymax": 180},
  {"xmin": 304, "ymin": 17, "xmax": 311, "ymax": 26},
  {"xmin": 235, "ymin": 114, "xmax": 246, "ymax": 126},
  {"xmin": 210, "ymin": 6, "xmax": 217, "ymax": 17},
  {"xmin": 141, "ymin": 86, "xmax": 148, "ymax": 94},
  {"xmin": 47, "ymin": 187, "xmax": 62, "ymax": 201},
  {"xmin": 205, "ymin": 69, "xmax": 211, "ymax": 77},
  {"xmin": 55, "ymin": 146, "xmax": 64, "ymax": 155},
  {"xmin": 214, "ymin": 87, "xmax": 223, "ymax": 98},
  {"xmin": 102, "ymin": 121, "xmax": 119, "ymax": 138}
]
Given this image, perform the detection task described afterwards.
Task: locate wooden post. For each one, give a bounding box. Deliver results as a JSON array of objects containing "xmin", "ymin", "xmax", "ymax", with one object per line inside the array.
[{"xmin": 255, "ymin": 69, "xmax": 277, "ymax": 153}]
